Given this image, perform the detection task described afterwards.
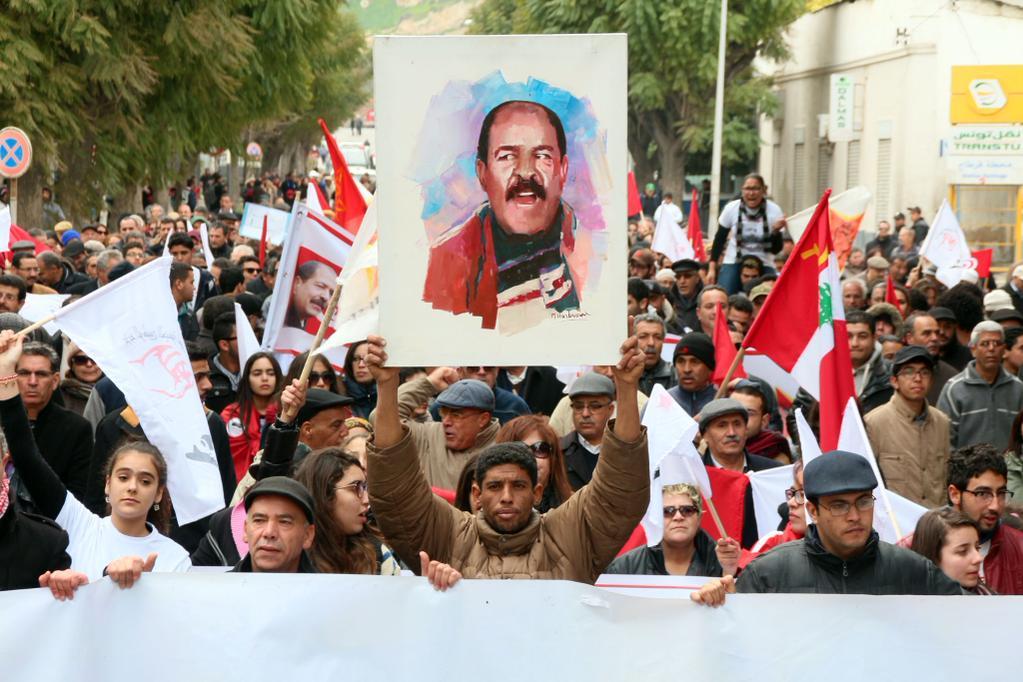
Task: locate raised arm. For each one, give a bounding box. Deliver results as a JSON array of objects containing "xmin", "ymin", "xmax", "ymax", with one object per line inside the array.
[
  {"xmin": 0, "ymin": 331, "xmax": 69, "ymax": 519},
  {"xmin": 253, "ymin": 379, "xmax": 305, "ymax": 480}
]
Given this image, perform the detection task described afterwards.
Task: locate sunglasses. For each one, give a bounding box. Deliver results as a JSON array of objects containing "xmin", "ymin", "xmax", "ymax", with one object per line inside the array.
[
  {"xmin": 70, "ymin": 355, "xmax": 96, "ymax": 367},
  {"xmin": 525, "ymin": 442, "xmax": 552, "ymax": 459},
  {"xmin": 308, "ymin": 371, "xmax": 333, "ymax": 383},
  {"xmin": 662, "ymin": 505, "xmax": 699, "ymax": 519},
  {"xmin": 244, "ymin": 267, "xmax": 262, "ymax": 274}
]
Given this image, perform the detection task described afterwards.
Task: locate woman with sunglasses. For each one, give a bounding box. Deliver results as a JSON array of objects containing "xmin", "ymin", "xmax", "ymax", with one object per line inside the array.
[
  {"xmin": 605, "ymin": 482, "xmax": 723, "ymax": 577},
  {"xmin": 282, "ymin": 350, "xmax": 340, "ymax": 394},
  {"xmin": 494, "ymin": 415, "xmax": 573, "ymax": 513},
  {"xmin": 221, "ymin": 352, "xmax": 282, "ymax": 482},
  {"xmin": 342, "ymin": 340, "xmax": 376, "ymax": 419},
  {"xmin": 58, "ymin": 342, "xmax": 103, "ymax": 415}
]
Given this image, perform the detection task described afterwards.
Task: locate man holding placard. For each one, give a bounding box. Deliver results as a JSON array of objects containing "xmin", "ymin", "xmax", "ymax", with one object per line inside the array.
[{"xmin": 364, "ymin": 333, "xmax": 648, "ymax": 582}]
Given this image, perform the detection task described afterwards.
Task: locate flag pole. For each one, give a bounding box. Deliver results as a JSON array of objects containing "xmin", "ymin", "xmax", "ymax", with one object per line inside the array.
[
  {"xmin": 15, "ymin": 315, "xmax": 56, "ymax": 338},
  {"xmin": 713, "ymin": 347, "xmax": 745, "ymax": 399},
  {"xmin": 297, "ymin": 276, "xmax": 343, "ymax": 384},
  {"xmin": 703, "ymin": 492, "xmax": 729, "ymax": 539}
]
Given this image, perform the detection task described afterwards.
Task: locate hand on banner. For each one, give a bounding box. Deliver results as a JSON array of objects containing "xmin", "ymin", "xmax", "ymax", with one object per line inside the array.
[
  {"xmin": 427, "ymin": 366, "xmax": 459, "ymax": 394},
  {"xmin": 364, "ymin": 335, "xmax": 399, "ymax": 385},
  {"xmin": 279, "ymin": 379, "xmax": 308, "ymax": 425},
  {"xmin": 715, "ymin": 538, "xmax": 741, "ymax": 577},
  {"xmin": 38, "ymin": 569, "xmax": 89, "ymax": 601},
  {"xmin": 104, "ymin": 553, "xmax": 157, "ymax": 590},
  {"xmin": 690, "ymin": 575, "xmax": 736, "ymax": 608},
  {"xmin": 419, "ymin": 551, "xmax": 462, "ymax": 592}
]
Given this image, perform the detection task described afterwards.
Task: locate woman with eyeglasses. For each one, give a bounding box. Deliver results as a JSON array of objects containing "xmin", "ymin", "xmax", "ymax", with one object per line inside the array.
[
  {"xmin": 605, "ymin": 482, "xmax": 723, "ymax": 577},
  {"xmin": 342, "ymin": 340, "xmax": 376, "ymax": 419},
  {"xmin": 910, "ymin": 509, "xmax": 994, "ymax": 594},
  {"xmin": 58, "ymin": 342, "xmax": 103, "ymax": 415},
  {"xmin": 293, "ymin": 448, "xmax": 400, "ymax": 575},
  {"xmin": 494, "ymin": 415, "xmax": 573, "ymax": 513},
  {"xmin": 221, "ymin": 352, "xmax": 282, "ymax": 482}
]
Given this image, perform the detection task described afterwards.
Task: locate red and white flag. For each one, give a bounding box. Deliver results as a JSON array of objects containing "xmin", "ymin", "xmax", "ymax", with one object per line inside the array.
[
  {"xmin": 55, "ymin": 258, "xmax": 223, "ymax": 524},
  {"xmin": 319, "ymin": 118, "xmax": 368, "ymax": 235},
  {"xmin": 687, "ymin": 188, "xmax": 706, "ymax": 261},
  {"xmin": 742, "ymin": 190, "xmax": 855, "ymax": 450}
]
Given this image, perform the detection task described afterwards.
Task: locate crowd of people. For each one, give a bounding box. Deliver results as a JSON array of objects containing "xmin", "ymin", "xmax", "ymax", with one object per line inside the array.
[{"xmin": 1, "ymin": 168, "xmax": 1021, "ymax": 609}]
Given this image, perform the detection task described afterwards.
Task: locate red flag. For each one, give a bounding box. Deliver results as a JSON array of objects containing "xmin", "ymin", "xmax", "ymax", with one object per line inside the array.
[
  {"xmin": 318, "ymin": 118, "xmax": 368, "ymax": 234},
  {"xmin": 972, "ymin": 248, "xmax": 993, "ymax": 278},
  {"xmin": 258, "ymin": 216, "xmax": 268, "ymax": 270},
  {"xmin": 742, "ymin": 190, "xmax": 855, "ymax": 450},
  {"xmin": 712, "ymin": 301, "xmax": 745, "ymax": 385},
  {"xmin": 627, "ymin": 171, "xmax": 643, "ymax": 217},
  {"xmin": 885, "ymin": 275, "xmax": 902, "ymax": 314},
  {"xmin": 688, "ymin": 189, "xmax": 706, "ymax": 261},
  {"xmin": 701, "ymin": 467, "xmax": 748, "ymax": 541}
]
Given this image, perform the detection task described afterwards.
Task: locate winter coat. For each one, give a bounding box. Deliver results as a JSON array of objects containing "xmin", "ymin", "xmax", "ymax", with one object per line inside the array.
[
  {"xmin": 737, "ymin": 525, "xmax": 962, "ymax": 594},
  {"xmin": 367, "ymin": 424, "xmax": 649, "ymax": 582},
  {"xmin": 222, "ymin": 401, "xmax": 278, "ymax": 483},
  {"xmin": 937, "ymin": 361, "xmax": 1023, "ymax": 450},
  {"xmin": 984, "ymin": 523, "xmax": 1023, "ymax": 595},
  {"xmin": 343, "ymin": 375, "xmax": 377, "ymax": 420},
  {"xmin": 9, "ymin": 399, "xmax": 93, "ymax": 512},
  {"xmin": 864, "ymin": 392, "xmax": 950, "ymax": 507},
  {"xmin": 0, "ymin": 503, "xmax": 71, "ymax": 590},
  {"xmin": 605, "ymin": 530, "xmax": 723, "ymax": 577}
]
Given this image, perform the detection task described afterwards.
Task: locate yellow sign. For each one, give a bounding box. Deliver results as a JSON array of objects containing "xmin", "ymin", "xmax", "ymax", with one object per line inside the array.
[{"xmin": 951, "ymin": 65, "xmax": 1023, "ymax": 123}]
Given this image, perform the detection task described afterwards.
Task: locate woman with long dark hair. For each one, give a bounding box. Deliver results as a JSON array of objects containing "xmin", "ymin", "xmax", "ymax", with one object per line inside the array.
[
  {"xmin": 294, "ymin": 448, "xmax": 400, "ymax": 575},
  {"xmin": 494, "ymin": 415, "xmax": 573, "ymax": 513},
  {"xmin": 342, "ymin": 340, "xmax": 376, "ymax": 419},
  {"xmin": 221, "ymin": 351, "xmax": 282, "ymax": 481},
  {"xmin": 283, "ymin": 350, "xmax": 341, "ymax": 394}
]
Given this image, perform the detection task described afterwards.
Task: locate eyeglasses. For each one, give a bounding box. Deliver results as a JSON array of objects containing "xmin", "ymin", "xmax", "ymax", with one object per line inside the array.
[
  {"xmin": 975, "ymin": 340, "xmax": 1005, "ymax": 350},
  {"xmin": 464, "ymin": 366, "xmax": 495, "ymax": 373},
  {"xmin": 962, "ymin": 488, "xmax": 1013, "ymax": 503},
  {"xmin": 663, "ymin": 505, "xmax": 700, "ymax": 519},
  {"xmin": 897, "ymin": 367, "xmax": 932, "ymax": 379},
  {"xmin": 819, "ymin": 496, "xmax": 875, "ymax": 517},
  {"xmin": 525, "ymin": 442, "xmax": 552, "ymax": 459},
  {"xmin": 571, "ymin": 401, "xmax": 611, "ymax": 413},
  {"xmin": 308, "ymin": 371, "xmax": 333, "ymax": 383},
  {"xmin": 785, "ymin": 487, "xmax": 806, "ymax": 504},
  {"xmin": 352, "ymin": 355, "xmax": 369, "ymax": 366},
  {"xmin": 16, "ymin": 369, "xmax": 54, "ymax": 379},
  {"xmin": 70, "ymin": 355, "xmax": 96, "ymax": 367},
  {"xmin": 335, "ymin": 480, "xmax": 369, "ymax": 497}
]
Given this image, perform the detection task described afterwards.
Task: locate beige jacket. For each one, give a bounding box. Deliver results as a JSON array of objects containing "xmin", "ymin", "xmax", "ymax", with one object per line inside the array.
[
  {"xmin": 864, "ymin": 392, "xmax": 950, "ymax": 507},
  {"xmin": 367, "ymin": 424, "xmax": 649, "ymax": 582},
  {"xmin": 396, "ymin": 377, "xmax": 499, "ymax": 490}
]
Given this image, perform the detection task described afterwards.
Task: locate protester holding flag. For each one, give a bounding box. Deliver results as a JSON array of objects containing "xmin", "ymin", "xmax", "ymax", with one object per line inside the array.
[
  {"xmin": 495, "ymin": 415, "xmax": 574, "ymax": 513},
  {"xmin": 606, "ymin": 483, "xmax": 723, "ymax": 577},
  {"xmin": 222, "ymin": 352, "xmax": 282, "ymax": 482},
  {"xmin": 342, "ymin": 340, "xmax": 377, "ymax": 419},
  {"xmin": 708, "ymin": 174, "xmax": 785, "ymax": 295},
  {"xmin": 0, "ymin": 331, "xmax": 191, "ymax": 580},
  {"xmin": 910, "ymin": 509, "xmax": 993, "ymax": 595}
]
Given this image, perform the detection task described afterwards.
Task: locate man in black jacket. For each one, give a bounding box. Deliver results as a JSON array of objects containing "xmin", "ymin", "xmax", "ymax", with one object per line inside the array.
[
  {"xmin": 560, "ymin": 372, "xmax": 616, "ymax": 490},
  {"xmin": 230, "ymin": 477, "xmax": 317, "ymax": 573},
  {"xmin": 692, "ymin": 451, "xmax": 962, "ymax": 604}
]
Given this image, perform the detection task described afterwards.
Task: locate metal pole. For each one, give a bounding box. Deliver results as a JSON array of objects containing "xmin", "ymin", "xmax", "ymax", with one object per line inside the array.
[
  {"xmin": 9, "ymin": 178, "xmax": 17, "ymax": 224},
  {"xmin": 708, "ymin": 0, "xmax": 729, "ymax": 232}
]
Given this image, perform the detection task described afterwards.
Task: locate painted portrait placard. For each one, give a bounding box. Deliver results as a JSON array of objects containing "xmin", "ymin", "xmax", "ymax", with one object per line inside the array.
[{"xmin": 375, "ymin": 34, "xmax": 627, "ymax": 366}]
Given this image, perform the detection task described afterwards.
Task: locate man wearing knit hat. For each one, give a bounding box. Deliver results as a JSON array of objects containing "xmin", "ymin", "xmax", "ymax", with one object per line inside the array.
[
  {"xmin": 692, "ymin": 451, "xmax": 962, "ymax": 604},
  {"xmin": 667, "ymin": 332, "xmax": 716, "ymax": 416}
]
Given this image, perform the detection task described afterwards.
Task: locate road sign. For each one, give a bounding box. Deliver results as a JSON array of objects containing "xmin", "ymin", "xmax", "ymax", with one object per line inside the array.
[
  {"xmin": 0, "ymin": 127, "xmax": 32, "ymax": 179},
  {"xmin": 246, "ymin": 142, "xmax": 263, "ymax": 159}
]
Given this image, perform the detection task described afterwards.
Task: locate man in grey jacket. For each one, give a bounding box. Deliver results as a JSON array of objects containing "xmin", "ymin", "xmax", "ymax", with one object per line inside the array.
[{"xmin": 937, "ymin": 320, "xmax": 1023, "ymax": 451}]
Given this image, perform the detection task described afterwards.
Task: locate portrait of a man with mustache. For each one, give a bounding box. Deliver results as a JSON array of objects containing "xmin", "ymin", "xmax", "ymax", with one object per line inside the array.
[
  {"xmin": 285, "ymin": 259, "xmax": 336, "ymax": 332},
  {"xmin": 422, "ymin": 100, "xmax": 582, "ymax": 333}
]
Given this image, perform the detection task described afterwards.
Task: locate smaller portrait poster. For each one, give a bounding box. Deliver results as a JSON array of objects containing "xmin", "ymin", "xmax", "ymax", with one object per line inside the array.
[{"xmin": 375, "ymin": 34, "xmax": 627, "ymax": 366}]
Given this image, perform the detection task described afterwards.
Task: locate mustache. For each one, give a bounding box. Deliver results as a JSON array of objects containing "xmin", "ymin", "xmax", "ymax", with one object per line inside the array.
[
  {"xmin": 506, "ymin": 175, "xmax": 547, "ymax": 201},
  {"xmin": 722, "ymin": 435, "xmax": 741, "ymax": 444}
]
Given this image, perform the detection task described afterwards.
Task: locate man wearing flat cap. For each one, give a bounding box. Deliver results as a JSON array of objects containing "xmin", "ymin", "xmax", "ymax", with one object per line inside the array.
[
  {"xmin": 390, "ymin": 368, "xmax": 499, "ymax": 490},
  {"xmin": 561, "ymin": 372, "xmax": 616, "ymax": 490},
  {"xmin": 692, "ymin": 451, "xmax": 962, "ymax": 604},
  {"xmin": 699, "ymin": 398, "xmax": 782, "ymax": 549},
  {"xmin": 863, "ymin": 346, "xmax": 950, "ymax": 507},
  {"xmin": 666, "ymin": 258, "xmax": 703, "ymax": 334},
  {"xmin": 231, "ymin": 476, "xmax": 317, "ymax": 573},
  {"xmin": 667, "ymin": 332, "xmax": 717, "ymax": 416}
]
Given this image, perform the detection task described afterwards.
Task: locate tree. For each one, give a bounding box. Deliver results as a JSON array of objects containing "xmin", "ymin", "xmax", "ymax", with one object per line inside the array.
[
  {"xmin": 0, "ymin": 0, "xmax": 368, "ymax": 228},
  {"xmin": 469, "ymin": 0, "xmax": 804, "ymax": 198}
]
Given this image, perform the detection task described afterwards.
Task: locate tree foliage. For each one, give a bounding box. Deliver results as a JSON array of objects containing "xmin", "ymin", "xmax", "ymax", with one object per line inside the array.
[
  {"xmin": 0, "ymin": 0, "xmax": 368, "ymax": 224},
  {"xmin": 468, "ymin": 0, "xmax": 804, "ymax": 195}
]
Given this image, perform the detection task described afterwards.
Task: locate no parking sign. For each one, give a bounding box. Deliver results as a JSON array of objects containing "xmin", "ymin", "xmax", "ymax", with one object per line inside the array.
[{"xmin": 0, "ymin": 127, "xmax": 32, "ymax": 179}]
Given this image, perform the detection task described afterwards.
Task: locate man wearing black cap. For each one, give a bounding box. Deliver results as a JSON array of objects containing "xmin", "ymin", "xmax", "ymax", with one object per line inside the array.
[
  {"xmin": 561, "ymin": 372, "xmax": 616, "ymax": 490},
  {"xmin": 668, "ymin": 332, "xmax": 716, "ymax": 416},
  {"xmin": 231, "ymin": 476, "xmax": 317, "ymax": 573},
  {"xmin": 392, "ymin": 369, "xmax": 498, "ymax": 490},
  {"xmin": 692, "ymin": 451, "xmax": 962, "ymax": 603},
  {"xmin": 931, "ymin": 306, "xmax": 972, "ymax": 371},
  {"xmin": 698, "ymin": 398, "xmax": 781, "ymax": 549},
  {"xmin": 666, "ymin": 258, "xmax": 702, "ymax": 334},
  {"xmin": 863, "ymin": 345, "xmax": 950, "ymax": 507}
]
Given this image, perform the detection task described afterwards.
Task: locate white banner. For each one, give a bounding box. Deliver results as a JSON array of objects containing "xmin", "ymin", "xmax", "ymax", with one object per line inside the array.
[
  {"xmin": 55, "ymin": 258, "xmax": 222, "ymax": 524},
  {"xmin": 0, "ymin": 574, "xmax": 1018, "ymax": 681},
  {"xmin": 20, "ymin": 292, "xmax": 69, "ymax": 335},
  {"xmin": 239, "ymin": 202, "xmax": 291, "ymax": 245}
]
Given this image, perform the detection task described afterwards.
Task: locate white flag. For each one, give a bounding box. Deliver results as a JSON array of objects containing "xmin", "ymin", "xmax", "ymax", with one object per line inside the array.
[
  {"xmin": 306, "ymin": 183, "xmax": 324, "ymax": 213},
  {"xmin": 0, "ymin": 205, "xmax": 11, "ymax": 252},
  {"xmin": 55, "ymin": 257, "xmax": 222, "ymax": 524},
  {"xmin": 919, "ymin": 200, "xmax": 974, "ymax": 287},
  {"xmin": 640, "ymin": 384, "xmax": 711, "ymax": 545},
  {"xmin": 234, "ymin": 302, "xmax": 260, "ymax": 371},
  {"xmin": 748, "ymin": 464, "xmax": 795, "ymax": 540},
  {"xmin": 20, "ymin": 293, "xmax": 69, "ymax": 335},
  {"xmin": 316, "ymin": 202, "xmax": 379, "ymax": 354},
  {"xmin": 198, "ymin": 222, "xmax": 214, "ymax": 267},
  {"xmin": 650, "ymin": 204, "xmax": 692, "ymax": 262}
]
